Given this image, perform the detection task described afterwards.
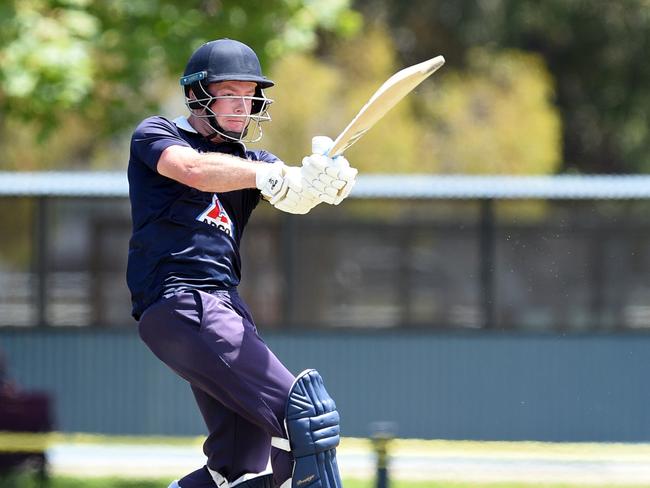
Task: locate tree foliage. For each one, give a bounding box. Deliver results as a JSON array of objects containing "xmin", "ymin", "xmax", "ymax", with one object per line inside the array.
[
  {"xmin": 3, "ymin": 0, "xmax": 618, "ymax": 176},
  {"xmin": 265, "ymin": 24, "xmax": 560, "ymax": 175},
  {"xmin": 425, "ymin": 48, "xmax": 561, "ymax": 174},
  {"xmin": 0, "ymin": 0, "xmax": 361, "ymax": 140},
  {"xmin": 263, "ymin": 26, "xmax": 427, "ymax": 173},
  {"xmin": 362, "ymin": 0, "xmax": 650, "ymax": 173}
]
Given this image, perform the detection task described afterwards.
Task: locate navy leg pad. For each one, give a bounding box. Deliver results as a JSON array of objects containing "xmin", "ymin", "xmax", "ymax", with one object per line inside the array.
[
  {"xmin": 285, "ymin": 369, "xmax": 342, "ymax": 488},
  {"xmin": 232, "ymin": 473, "xmax": 273, "ymax": 488}
]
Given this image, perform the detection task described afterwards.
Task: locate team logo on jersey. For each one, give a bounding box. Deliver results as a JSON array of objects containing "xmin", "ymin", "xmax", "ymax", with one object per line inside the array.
[{"xmin": 196, "ymin": 194, "xmax": 234, "ymax": 238}]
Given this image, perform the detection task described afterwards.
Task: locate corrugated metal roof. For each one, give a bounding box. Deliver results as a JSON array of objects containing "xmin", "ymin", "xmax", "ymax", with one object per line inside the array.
[{"xmin": 1, "ymin": 171, "xmax": 650, "ymax": 199}]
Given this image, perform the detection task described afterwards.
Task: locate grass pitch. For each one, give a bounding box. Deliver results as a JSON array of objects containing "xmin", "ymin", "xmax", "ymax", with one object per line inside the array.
[{"xmin": 1, "ymin": 434, "xmax": 649, "ymax": 487}]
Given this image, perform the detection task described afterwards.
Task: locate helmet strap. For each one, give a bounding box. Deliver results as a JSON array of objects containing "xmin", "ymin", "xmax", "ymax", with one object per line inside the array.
[{"xmin": 204, "ymin": 120, "xmax": 249, "ymax": 143}]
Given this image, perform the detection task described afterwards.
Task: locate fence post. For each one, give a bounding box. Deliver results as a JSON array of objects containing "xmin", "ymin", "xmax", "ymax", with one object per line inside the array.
[
  {"xmin": 370, "ymin": 422, "xmax": 396, "ymax": 488},
  {"xmin": 479, "ymin": 198, "xmax": 495, "ymax": 329},
  {"xmin": 32, "ymin": 196, "xmax": 49, "ymax": 327}
]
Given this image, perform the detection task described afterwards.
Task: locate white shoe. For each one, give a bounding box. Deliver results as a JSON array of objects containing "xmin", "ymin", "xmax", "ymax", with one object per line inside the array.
[{"xmin": 168, "ymin": 481, "xmax": 181, "ymax": 488}]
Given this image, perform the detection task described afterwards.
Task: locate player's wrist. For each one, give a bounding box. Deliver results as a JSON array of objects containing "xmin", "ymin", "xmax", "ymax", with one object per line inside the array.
[{"xmin": 255, "ymin": 161, "xmax": 287, "ymax": 202}]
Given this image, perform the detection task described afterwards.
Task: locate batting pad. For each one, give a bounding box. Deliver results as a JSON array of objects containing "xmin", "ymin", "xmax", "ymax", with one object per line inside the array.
[{"xmin": 280, "ymin": 369, "xmax": 342, "ymax": 488}]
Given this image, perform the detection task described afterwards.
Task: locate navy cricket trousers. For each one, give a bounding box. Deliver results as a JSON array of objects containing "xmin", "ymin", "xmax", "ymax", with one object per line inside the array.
[{"xmin": 138, "ymin": 289, "xmax": 295, "ymax": 486}]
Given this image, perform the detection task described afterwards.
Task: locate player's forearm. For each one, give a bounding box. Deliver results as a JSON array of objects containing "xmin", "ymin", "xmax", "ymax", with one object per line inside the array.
[
  {"xmin": 158, "ymin": 145, "xmax": 260, "ymax": 192},
  {"xmin": 191, "ymin": 151, "xmax": 260, "ymax": 192}
]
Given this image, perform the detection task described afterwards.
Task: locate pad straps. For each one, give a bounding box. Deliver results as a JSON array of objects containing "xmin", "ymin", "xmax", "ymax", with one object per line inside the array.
[{"xmin": 271, "ymin": 436, "xmax": 291, "ymax": 451}]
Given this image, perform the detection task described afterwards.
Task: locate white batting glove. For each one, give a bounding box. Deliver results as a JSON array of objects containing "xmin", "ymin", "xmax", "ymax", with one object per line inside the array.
[
  {"xmin": 273, "ymin": 167, "xmax": 320, "ymax": 214},
  {"xmin": 256, "ymin": 161, "xmax": 289, "ymax": 204},
  {"xmin": 256, "ymin": 162, "xmax": 320, "ymax": 214},
  {"xmin": 301, "ymin": 136, "xmax": 358, "ymax": 205}
]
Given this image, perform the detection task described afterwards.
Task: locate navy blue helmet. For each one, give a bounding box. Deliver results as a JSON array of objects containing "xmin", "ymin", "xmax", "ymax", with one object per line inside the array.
[
  {"xmin": 180, "ymin": 39, "xmax": 274, "ymax": 142},
  {"xmin": 181, "ymin": 39, "xmax": 274, "ymax": 90}
]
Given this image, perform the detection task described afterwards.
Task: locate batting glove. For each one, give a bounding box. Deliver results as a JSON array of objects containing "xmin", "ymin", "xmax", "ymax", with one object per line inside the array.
[
  {"xmin": 256, "ymin": 162, "xmax": 320, "ymax": 214},
  {"xmin": 273, "ymin": 167, "xmax": 321, "ymax": 214},
  {"xmin": 301, "ymin": 136, "xmax": 358, "ymax": 205},
  {"xmin": 256, "ymin": 161, "xmax": 289, "ymax": 205}
]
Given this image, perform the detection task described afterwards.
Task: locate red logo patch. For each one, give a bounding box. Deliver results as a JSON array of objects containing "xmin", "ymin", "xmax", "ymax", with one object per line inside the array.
[{"xmin": 196, "ymin": 194, "xmax": 234, "ymax": 237}]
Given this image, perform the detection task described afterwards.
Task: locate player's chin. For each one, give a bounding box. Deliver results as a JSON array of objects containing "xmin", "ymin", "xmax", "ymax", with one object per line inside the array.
[{"xmin": 221, "ymin": 120, "xmax": 247, "ymax": 133}]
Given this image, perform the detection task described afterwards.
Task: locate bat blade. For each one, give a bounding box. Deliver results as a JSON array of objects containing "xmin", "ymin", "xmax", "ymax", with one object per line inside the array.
[{"xmin": 327, "ymin": 55, "xmax": 445, "ymax": 157}]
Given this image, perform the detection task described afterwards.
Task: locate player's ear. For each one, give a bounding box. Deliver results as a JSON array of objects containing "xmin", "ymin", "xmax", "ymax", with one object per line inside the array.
[{"xmin": 186, "ymin": 86, "xmax": 203, "ymax": 111}]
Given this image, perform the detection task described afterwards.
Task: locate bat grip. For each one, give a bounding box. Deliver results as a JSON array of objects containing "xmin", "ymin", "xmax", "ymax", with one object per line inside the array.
[{"xmin": 312, "ymin": 136, "xmax": 335, "ymax": 156}]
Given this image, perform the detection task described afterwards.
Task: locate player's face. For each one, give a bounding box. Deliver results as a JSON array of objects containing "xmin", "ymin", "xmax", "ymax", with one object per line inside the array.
[{"xmin": 207, "ymin": 81, "xmax": 257, "ymax": 133}]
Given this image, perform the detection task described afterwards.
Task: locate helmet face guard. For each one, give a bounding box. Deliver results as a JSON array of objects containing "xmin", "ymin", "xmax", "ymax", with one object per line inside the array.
[
  {"xmin": 182, "ymin": 71, "xmax": 273, "ymax": 143},
  {"xmin": 180, "ymin": 39, "xmax": 275, "ymax": 144}
]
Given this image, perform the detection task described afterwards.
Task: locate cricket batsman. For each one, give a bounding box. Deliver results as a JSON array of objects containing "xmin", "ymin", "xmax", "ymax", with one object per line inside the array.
[{"xmin": 126, "ymin": 39, "xmax": 356, "ymax": 488}]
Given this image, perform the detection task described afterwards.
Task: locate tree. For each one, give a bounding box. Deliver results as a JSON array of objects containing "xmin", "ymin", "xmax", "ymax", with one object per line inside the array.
[
  {"xmin": 424, "ymin": 48, "xmax": 561, "ymax": 174},
  {"xmin": 263, "ymin": 26, "xmax": 427, "ymax": 173},
  {"xmin": 264, "ymin": 24, "xmax": 560, "ymax": 175},
  {"xmin": 0, "ymin": 0, "xmax": 361, "ymax": 153},
  {"xmin": 359, "ymin": 0, "xmax": 650, "ymax": 173}
]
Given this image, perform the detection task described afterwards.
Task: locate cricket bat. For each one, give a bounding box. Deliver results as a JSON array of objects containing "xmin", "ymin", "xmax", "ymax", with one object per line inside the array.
[{"xmin": 327, "ymin": 55, "xmax": 445, "ymax": 157}]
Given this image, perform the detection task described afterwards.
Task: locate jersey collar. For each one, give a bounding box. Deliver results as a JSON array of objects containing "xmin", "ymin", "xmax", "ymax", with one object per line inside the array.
[
  {"xmin": 173, "ymin": 115, "xmax": 248, "ymax": 152},
  {"xmin": 173, "ymin": 116, "xmax": 198, "ymax": 134}
]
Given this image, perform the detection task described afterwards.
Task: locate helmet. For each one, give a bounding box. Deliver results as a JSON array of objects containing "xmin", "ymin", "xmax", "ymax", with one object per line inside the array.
[{"xmin": 180, "ymin": 39, "xmax": 274, "ymax": 143}]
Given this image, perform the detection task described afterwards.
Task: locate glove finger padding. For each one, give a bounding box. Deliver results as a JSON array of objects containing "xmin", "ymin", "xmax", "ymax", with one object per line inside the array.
[
  {"xmin": 304, "ymin": 154, "xmax": 329, "ymax": 172},
  {"xmin": 300, "ymin": 155, "xmax": 346, "ymax": 205},
  {"xmin": 273, "ymin": 190, "xmax": 314, "ymax": 214},
  {"xmin": 312, "ymin": 134, "xmax": 357, "ymax": 203},
  {"xmin": 272, "ymin": 167, "xmax": 320, "ymax": 214},
  {"xmin": 301, "ymin": 141, "xmax": 358, "ymax": 205},
  {"xmin": 331, "ymin": 165, "xmax": 357, "ymax": 205}
]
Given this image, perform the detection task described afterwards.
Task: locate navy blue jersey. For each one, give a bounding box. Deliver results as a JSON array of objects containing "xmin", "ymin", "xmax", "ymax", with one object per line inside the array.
[{"xmin": 127, "ymin": 116, "xmax": 278, "ymax": 319}]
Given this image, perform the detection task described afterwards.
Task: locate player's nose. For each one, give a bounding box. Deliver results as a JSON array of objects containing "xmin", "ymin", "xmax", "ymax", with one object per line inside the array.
[{"xmin": 233, "ymin": 97, "xmax": 248, "ymax": 114}]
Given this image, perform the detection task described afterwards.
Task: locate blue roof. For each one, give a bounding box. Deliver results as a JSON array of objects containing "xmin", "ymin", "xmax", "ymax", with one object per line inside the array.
[{"xmin": 1, "ymin": 171, "xmax": 650, "ymax": 199}]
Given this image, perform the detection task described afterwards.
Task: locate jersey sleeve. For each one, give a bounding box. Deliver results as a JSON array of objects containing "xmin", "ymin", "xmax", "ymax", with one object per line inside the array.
[
  {"xmin": 248, "ymin": 149, "xmax": 280, "ymax": 164},
  {"xmin": 130, "ymin": 116, "xmax": 191, "ymax": 171}
]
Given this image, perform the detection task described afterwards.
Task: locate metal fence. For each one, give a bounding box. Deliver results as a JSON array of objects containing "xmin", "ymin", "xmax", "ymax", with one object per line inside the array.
[
  {"xmin": 1, "ymin": 172, "xmax": 650, "ymax": 331},
  {"xmin": 3, "ymin": 328, "xmax": 650, "ymax": 441}
]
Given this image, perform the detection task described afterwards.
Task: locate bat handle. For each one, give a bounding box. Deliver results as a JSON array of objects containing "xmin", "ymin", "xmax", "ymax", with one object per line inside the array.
[{"xmin": 312, "ymin": 135, "xmax": 335, "ymax": 157}]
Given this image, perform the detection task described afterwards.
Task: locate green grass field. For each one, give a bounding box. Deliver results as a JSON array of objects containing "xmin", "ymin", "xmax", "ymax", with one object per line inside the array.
[
  {"xmin": 0, "ymin": 475, "xmax": 647, "ymax": 488},
  {"xmin": 2, "ymin": 435, "xmax": 649, "ymax": 488}
]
